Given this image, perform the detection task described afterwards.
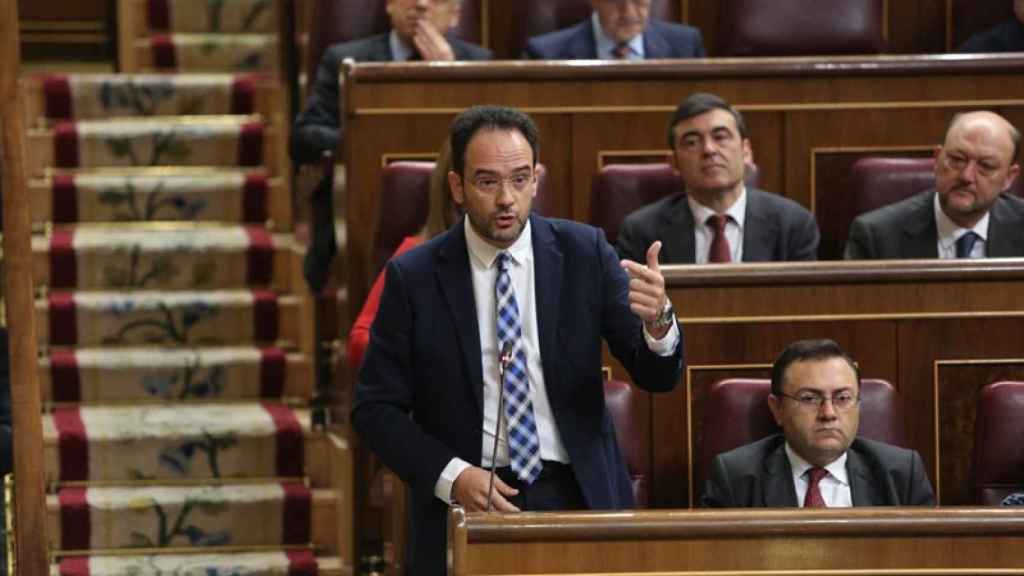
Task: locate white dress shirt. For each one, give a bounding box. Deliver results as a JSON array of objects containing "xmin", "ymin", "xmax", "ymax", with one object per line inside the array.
[
  {"xmin": 592, "ymin": 12, "xmax": 645, "ymax": 60},
  {"xmin": 435, "ymin": 218, "xmax": 679, "ymax": 503},
  {"xmin": 687, "ymin": 187, "xmax": 747, "ymax": 263},
  {"xmin": 785, "ymin": 443, "xmax": 853, "ymax": 508},
  {"xmin": 934, "ymin": 193, "xmax": 989, "ymax": 258},
  {"xmin": 388, "ymin": 30, "xmax": 416, "ymax": 61}
]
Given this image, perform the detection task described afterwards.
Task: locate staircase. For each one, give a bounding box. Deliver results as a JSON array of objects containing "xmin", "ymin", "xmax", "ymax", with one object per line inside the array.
[{"xmin": 17, "ymin": 1, "xmax": 353, "ymax": 574}]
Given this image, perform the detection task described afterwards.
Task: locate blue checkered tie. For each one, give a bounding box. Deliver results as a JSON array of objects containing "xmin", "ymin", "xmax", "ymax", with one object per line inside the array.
[{"xmin": 495, "ymin": 252, "xmax": 543, "ymax": 484}]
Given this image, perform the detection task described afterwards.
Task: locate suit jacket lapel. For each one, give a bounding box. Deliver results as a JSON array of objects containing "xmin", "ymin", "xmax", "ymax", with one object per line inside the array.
[
  {"xmin": 986, "ymin": 195, "xmax": 1024, "ymax": 256},
  {"xmin": 531, "ymin": 217, "xmax": 563, "ymax": 393},
  {"xmin": 572, "ymin": 23, "xmax": 600, "ymax": 59},
  {"xmin": 742, "ymin": 189, "xmax": 780, "ymax": 262},
  {"xmin": 846, "ymin": 446, "xmax": 881, "ymax": 506},
  {"xmin": 436, "ymin": 222, "xmax": 485, "ymax": 415},
  {"xmin": 763, "ymin": 442, "xmax": 798, "ymax": 507},
  {"xmin": 901, "ymin": 191, "xmax": 940, "ymax": 258},
  {"xmin": 643, "ymin": 24, "xmax": 671, "ymax": 59},
  {"xmin": 662, "ymin": 196, "xmax": 697, "ymax": 263}
]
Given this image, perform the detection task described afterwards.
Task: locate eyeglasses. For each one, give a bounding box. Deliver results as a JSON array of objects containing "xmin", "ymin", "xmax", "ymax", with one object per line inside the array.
[
  {"xmin": 467, "ymin": 172, "xmax": 535, "ymax": 194},
  {"xmin": 777, "ymin": 391, "xmax": 860, "ymax": 410},
  {"xmin": 941, "ymin": 152, "xmax": 1004, "ymax": 178}
]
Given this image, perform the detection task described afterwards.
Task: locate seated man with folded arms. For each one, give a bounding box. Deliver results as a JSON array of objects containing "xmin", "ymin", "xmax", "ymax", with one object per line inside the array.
[
  {"xmin": 702, "ymin": 339, "xmax": 936, "ymax": 508},
  {"xmin": 616, "ymin": 92, "xmax": 819, "ymax": 264},
  {"xmin": 523, "ymin": 0, "xmax": 704, "ymax": 60},
  {"xmin": 957, "ymin": 0, "xmax": 1024, "ymax": 53},
  {"xmin": 845, "ymin": 111, "xmax": 1024, "ymax": 259}
]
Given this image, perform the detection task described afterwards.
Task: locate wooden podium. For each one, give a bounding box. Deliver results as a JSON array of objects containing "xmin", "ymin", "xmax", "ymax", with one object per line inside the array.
[{"xmin": 448, "ymin": 506, "xmax": 1024, "ymax": 575}]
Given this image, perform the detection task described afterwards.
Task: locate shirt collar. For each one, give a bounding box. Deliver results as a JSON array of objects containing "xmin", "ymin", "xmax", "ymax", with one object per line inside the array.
[
  {"xmin": 687, "ymin": 186, "xmax": 747, "ymax": 229},
  {"xmin": 591, "ymin": 12, "xmax": 645, "ymax": 59},
  {"xmin": 785, "ymin": 442, "xmax": 850, "ymax": 487},
  {"xmin": 933, "ymin": 192, "xmax": 990, "ymax": 252},
  {"xmin": 388, "ymin": 29, "xmax": 415, "ymax": 62},
  {"xmin": 464, "ymin": 216, "xmax": 533, "ymax": 270}
]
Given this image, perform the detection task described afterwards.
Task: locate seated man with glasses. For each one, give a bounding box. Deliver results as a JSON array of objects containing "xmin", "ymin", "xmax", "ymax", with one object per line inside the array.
[
  {"xmin": 701, "ymin": 339, "xmax": 935, "ymax": 508},
  {"xmin": 845, "ymin": 110, "xmax": 1024, "ymax": 259}
]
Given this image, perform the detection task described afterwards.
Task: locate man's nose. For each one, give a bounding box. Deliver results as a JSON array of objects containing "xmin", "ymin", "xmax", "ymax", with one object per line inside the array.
[
  {"xmin": 960, "ymin": 159, "xmax": 978, "ymax": 182},
  {"xmin": 495, "ymin": 183, "xmax": 515, "ymax": 205},
  {"xmin": 817, "ymin": 399, "xmax": 839, "ymax": 419}
]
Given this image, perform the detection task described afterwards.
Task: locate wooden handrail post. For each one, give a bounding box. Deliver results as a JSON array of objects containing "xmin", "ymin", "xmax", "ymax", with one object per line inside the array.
[{"xmin": 0, "ymin": 2, "xmax": 51, "ymax": 574}]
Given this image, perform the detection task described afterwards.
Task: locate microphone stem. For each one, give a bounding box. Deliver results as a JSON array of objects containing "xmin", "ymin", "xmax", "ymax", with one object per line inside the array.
[{"xmin": 486, "ymin": 358, "xmax": 507, "ymax": 512}]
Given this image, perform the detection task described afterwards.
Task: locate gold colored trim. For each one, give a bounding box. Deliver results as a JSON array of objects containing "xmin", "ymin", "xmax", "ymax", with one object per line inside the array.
[
  {"xmin": 480, "ymin": 0, "xmax": 490, "ymax": 50},
  {"xmin": 53, "ymin": 476, "xmax": 308, "ymax": 488},
  {"xmin": 380, "ymin": 152, "xmax": 439, "ymax": 167},
  {"xmin": 677, "ymin": 310, "xmax": 1024, "ymax": 325},
  {"xmin": 51, "ymin": 543, "xmax": 317, "ymax": 558},
  {"xmin": 931, "ymin": 357, "xmax": 1024, "ymax": 506},
  {"xmin": 5, "ymin": 474, "xmax": 14, "ymax": 575},
  {"xmin": 679, "ymin": 0, "xmax": 689, "ymax": 23},
  {"xmin": 597, "ymin": 149, "xmax": 671, "ymax": 170},
  {"xmin": 28, "ymin": 114, "xmax": 264, "ymax": 129},
  {"xmin": 684, "ymin": 363, "xmax": 772, "ymax": 505},
  {"xmin": 808, "ymin": 145, "xmax": 936, "ymax": 216},
  {"xmin": 43, "ymin": 166, "xmax": 271, "ymax": 177}
]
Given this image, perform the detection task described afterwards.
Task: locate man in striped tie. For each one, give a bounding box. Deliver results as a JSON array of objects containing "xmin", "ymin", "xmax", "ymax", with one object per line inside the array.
[
  {"xmin": 353, "ymin": 105, "xmax": 684, "ymax": 576},
  {"xmin": 701, "ymin": 339, "xmax": 935, "ymax": 508}
]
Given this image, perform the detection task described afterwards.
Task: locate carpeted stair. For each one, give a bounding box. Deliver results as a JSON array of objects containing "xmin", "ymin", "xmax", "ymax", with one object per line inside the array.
[{"xmin": 20, "ymin": 5, "xmax": 352, "ymax": 571}]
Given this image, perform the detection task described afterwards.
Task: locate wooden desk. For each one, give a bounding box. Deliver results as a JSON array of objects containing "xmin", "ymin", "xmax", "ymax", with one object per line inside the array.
[
  {"xmin": 449, "ymin": 507, "xmax": 1024, "ymax": 575},
  {"xmin": 342, "ymin": 55, "xmax": 1024, "ymax": 314}
]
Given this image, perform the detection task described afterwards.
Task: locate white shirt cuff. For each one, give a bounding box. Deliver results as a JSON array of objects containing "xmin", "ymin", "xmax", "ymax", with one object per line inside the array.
[
  {"xmin": 643, "ymin": 318, "xmax": 680, "ymax": 356},
  {"xmin": 435, "ymin": 457, "xmax": 473, "ymax": 504}
]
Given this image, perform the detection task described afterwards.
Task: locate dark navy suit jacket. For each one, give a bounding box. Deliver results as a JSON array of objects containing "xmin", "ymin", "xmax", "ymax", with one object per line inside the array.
[
  {"xmin": 524, "ymin": 19, "xmax": 705, "ymax": 59},
  {"xmin": 352, "ymin": 215, "xmax": 684, "ymax": 575}
]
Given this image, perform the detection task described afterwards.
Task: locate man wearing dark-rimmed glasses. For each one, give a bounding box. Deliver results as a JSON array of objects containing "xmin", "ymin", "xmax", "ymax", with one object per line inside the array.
[{"xmin": 701, "ymin": 339, "xmax": 935, "ymax": 508}]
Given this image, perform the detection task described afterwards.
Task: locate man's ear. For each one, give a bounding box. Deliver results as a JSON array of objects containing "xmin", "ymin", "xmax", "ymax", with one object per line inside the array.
[
  {"xmin": 767, "ymin": 394, "xmax": 785, "ymax": 426},
  {"xmin": 448, "ymin": 171, "xmax": 465, "ymax": 205},
  {"xmin": 1004, "ymin": 163, "xmax": 1021, "ymax": 192},
  {"xmin": 742, "ymin": 138, "xmax": 753, "ymax": 164}
]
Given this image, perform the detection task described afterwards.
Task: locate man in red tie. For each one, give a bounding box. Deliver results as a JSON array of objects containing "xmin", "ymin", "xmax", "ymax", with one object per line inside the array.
[
  {"xmin": 701, "ymin": 339, "xmax": 936, "ymax": 508},
  {"xmin": 616, "ymin": 92, "xmax": 820, "ymax": 264}
]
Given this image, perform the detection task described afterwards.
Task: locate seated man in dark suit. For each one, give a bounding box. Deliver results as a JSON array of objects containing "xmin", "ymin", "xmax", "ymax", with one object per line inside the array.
[
  {"xmin": 291, "ymin": 0, "xmax": 492, "ymax": 165},
  {"xmin": 616, "ymin": 92, "xmax": 819, "ymax": 264},
  {"xmin": 957, "ymin": 0, "xmax": 1024, "ymax": 52},
  {"xmin": 524, "ymin": 0, "xmax": 704, "ymax": 60},
  {"xmin": 845, "ymin": 111, "xmax": 1023, "ymax": 259},
  {"xmin": 702, "ymin": 339, "xmax": 936, "ymax": 508}
]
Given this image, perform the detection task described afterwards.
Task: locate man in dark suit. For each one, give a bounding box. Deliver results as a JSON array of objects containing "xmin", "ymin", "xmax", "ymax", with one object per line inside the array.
[
  {"xmin": 957, "ymin": 0, "xmax": 1024, "ymax": 52},
  {"xmin": 702, "ymin": 339, "xmax": 936, "ymax": 508},
  {"xmin": 617, "ymin": 93, "xmax": 819, "ymax": 264},
  {"xmin": 524, "ymin": 0, "xmax": 704, "ymax": 60},
  {"xmin": 353, "ymin": 105, "xmax": 684, "ymax": 575},
  {"xmin": 845, "ymin": 111, "xmax": 1023, "ymax": 259}
]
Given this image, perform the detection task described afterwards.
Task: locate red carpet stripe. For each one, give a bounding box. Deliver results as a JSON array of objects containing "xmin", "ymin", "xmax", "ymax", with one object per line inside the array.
[
  {"xmin": 51, "ymin": 173, "xmax": 79, "ymax": 224},
  {"xmin": 287, "ymin": 549, "xmax": 320, "ymax": 575},
  {"xmin": 242, "ymin": 173, "xmax": 268, "ymax": 223},
  {"xmin": 54, "ymin": 122, "xmax": 80, "ymax": 168},
  {"xmin": 54, "ymin": 406, "xmax": 89, "ymax": 482},
  {"xmin": 50, "ymin": 349, "xmax": 81, "ymax": 403},
  {"xmin": 260, "ymin": 346, "xmax": 286, "ymax": 398},
  {"xmin": 49, "ymin": 292, "xmax": 78, "ymax": 346},
  {"xmin": 151, "ymin": 34, "xmax": 177, "ymax": 70},
  {"xmin": 263, "ymin": 403, "xmax": 303, "ymax": 477},
  {"xmin": 58, "ymin": 487, "xmax": 91, "ymax": 550},
  {"xmin": 50, "ymin": 229, "xmax": 78, "ymax": 288},
  {"xmin": 281, "ymin": 482, "xmax": 311, "ymax": 545},
  {"xmin": 252, "ymin": 289, "xmax": 278, "ymax": 343},
  {"xmin": 147, "ymin": 0, "xmax": 170, "ymax": 31},
  {"xmin": 238, "ymin": 122, "xmax": 264, "ymax": 166},
  {"xmin": 43, "ymin": 75, "xmax": 73, "ymax": 120},
  {"xmin": 231, "ymin": 75, "xmax": 256, "ymax": 115},
  {"xmin": 58, "ymin": 556, "xmax": 90, "ymax": 576},
  {"xmin": 245, "ymin": 226, "xmax": 273, "ymax": 286}
]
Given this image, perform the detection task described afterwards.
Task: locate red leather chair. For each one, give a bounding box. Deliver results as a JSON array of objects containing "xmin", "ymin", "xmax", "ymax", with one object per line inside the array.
[
  {"xmin": 589, "ymin": 162, "xmax": 760, "ymax": 245},
  {"xmin": 849, "ymin": 157, "xmax": 936, "ymax": 218},
  {"xmin": 951, "ymin": 0, "xmax": 1018, "ymax": 50},
  {"xmin": 604, "ymin": 379, "xmax": 650, "ymax": 507},
  {"xmin": 718, "ymin": 0, "xmax": 886, "ymax": 56},
  {"xmin": 698, "ymin": 378, "xmax": 906, "ymax": 499},
  {"xmin": 972, "ymin": 381, "xmax": 1024, "ymax": 505}
]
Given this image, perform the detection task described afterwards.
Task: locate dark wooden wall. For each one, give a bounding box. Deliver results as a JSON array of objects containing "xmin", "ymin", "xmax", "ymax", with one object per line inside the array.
[{"xmin": 17, "ymin": 0, "xmax": 113, "ymax": 61}]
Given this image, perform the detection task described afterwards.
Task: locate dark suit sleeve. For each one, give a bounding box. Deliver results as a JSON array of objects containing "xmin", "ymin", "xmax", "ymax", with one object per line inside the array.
[
  {"xmin": 522, "ymin": 37, "xmax": 547, "ymax": 60},
  {"xmin": 614, "ymin": 212, "xmax": 648, "ymax": 263},
  {"xmin": 699, "ymin": 454, "xmax": 734, "ymax": 508},
  {"xmin": 905, "ymin": 450, "xmax": 936, "ymax": 506},
  {"xmin": 301, "ymin": 172, "xmax": 337, "ymax": 292},
  {"xmin": 351, "ymin": 261, "xmax": 458, "ymax": 491},
  {"xmin": 844, "ymin": 216, "xmax": 874, "ymax": 260},
  {"xmin": 291, "ymin": 48, "xmax": 343, "ymax": 166},
  {"xmin": 691, "ymin": 29, "xmax": 707, "ymax": 57},
  {"xmin": 788, "ymin": 207, "xmax": 820, "ymax": 261}
]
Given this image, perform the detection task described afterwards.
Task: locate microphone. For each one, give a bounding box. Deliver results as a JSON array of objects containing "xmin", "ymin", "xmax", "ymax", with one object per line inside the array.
[{"xmin": 486, "ymin": 341, "xmax": 514, "ymax": 512}]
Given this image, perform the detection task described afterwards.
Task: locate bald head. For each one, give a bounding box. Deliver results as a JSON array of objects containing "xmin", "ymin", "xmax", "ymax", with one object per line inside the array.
[{"xmin": 945, "ymin": 111, "xmax": 1020, "ymax": 164}]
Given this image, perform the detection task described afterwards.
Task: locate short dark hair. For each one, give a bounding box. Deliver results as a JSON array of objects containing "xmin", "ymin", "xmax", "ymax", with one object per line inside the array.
[
  {"xmin": 667, "ymin": 92, "xmax": 749, "ymax": 148},
  {"xmin": 770, "ymin": 339, "xmax": 860, "ymax": 396},
  {"xmin": 449, "ymin": 105, "xmax": 540, "ymax": 177}
]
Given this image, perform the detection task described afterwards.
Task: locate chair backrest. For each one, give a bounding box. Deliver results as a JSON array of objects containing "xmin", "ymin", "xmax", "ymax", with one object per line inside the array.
[
  {"xmin": 589, "ymin": 162, "xmax": 760, "ymax": 245},
  {"xmin": 511, "ymin": 0, "xmax": 679, "ymax": 57},
  {"xmin": 849, "ymin": 157, "xmax": 936, "ymax": 218},
  {"xmin": 973, "ymin": 381, "xmax": 1024, "ymax": 505},
  {"xmin": 604, "ymin": 379, "xmax": 650, "ymax": 507},
  {"xmin": 699, "ymin": 377, "xmax": 905, "ymax": 497},
  {"xmin": 951, "ymin": 0, "xmax": 1018, "ymax": 49},
  {"xmin": 718, "ymin": 0, "xmax": 886, "ymax": 56}
]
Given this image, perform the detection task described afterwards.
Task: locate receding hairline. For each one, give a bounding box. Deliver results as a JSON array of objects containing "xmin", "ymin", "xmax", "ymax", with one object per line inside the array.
[{"xmin": 945, "ymin": 111, "xmax": 1022, "ymax": 163}]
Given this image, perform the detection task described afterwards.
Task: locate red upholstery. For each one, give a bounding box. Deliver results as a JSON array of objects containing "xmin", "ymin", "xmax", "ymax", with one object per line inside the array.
[
  {"xmin": 849, "ymin": 157, "xmax": 936, "ymax": 218},
  {"xmin": 699, "ymin": 378, "xmax": 905, "ymax": 497},
  {"xmin": 718, "ymin": 0, "xmax": 886, "ymax": 56},
  {"xmin": 510, "ymin": 0, "xmax": 679, "ymax": 58},
  {"xmin": 589, "ymin": 162, "xmax": 760, "ymax": 245},
  {"xmin": 604, "ymin": 379, "xmax": 650, "ymax": 507},
  {"xmin": 952, "ymin": 0, "xmax": 1018, "ymax": 49},
  {"xmin": 973, "ymin": 381, "xmax": 1024, "ymax": 505}
]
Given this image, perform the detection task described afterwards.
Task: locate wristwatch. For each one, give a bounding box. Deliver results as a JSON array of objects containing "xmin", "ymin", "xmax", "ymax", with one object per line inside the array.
[{"xmin": 649, "ymin": 300, "xmax": 675, "ymax": 331}]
